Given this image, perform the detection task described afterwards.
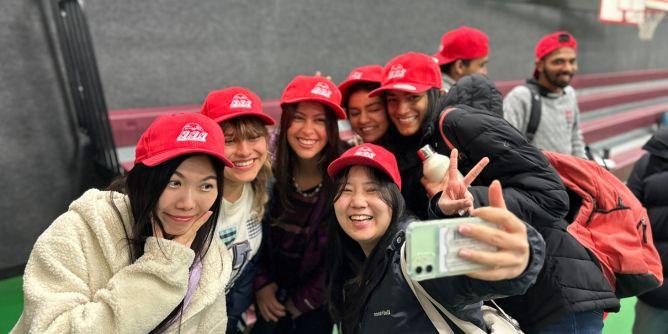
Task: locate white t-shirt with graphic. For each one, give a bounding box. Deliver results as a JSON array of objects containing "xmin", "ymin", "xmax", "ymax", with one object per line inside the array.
[{"xmin": 217, "ymin": 183, "xmax": 262, "ymax": 285}]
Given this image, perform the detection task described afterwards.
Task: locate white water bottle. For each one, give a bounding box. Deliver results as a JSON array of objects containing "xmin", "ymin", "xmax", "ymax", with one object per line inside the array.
[
  {"xmin": 418, "ymin": 144, "xmax": 450, "ymax": 182},
  {"xmin": 418, "ymin": 144, "xmax": 465, "ymax": 183}
]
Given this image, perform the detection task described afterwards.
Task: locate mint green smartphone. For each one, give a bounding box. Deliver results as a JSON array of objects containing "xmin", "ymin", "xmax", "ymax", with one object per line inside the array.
[{"xmin": 405, "ymin": 217, "xmax": 498, "ymax": 281}]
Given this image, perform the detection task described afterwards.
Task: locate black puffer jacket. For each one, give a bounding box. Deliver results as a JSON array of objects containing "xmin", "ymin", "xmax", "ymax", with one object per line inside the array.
[
  {"xmin": 438, "ymin": 74, "xmax": 503, "ymax": 117},
  {"xmin": 386, "ymin": 75, "xmax": 568, "ymax": 229},
  {"xmin": 355, "ymin": 218, "xmax": 546, "ymax": 334},
  {"xmin": 392, "ymin": 75, "xmax": 618, "ymax": 329},
  {"xmin": 628, "ymin": 128, "xmax": 668, "ymax": 309}
]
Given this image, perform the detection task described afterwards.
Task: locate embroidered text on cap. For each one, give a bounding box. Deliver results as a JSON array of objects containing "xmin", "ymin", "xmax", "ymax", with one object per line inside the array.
[
  {"xmin": 388, "ymin": 65, "xmax": 407, "ymax": 79},
  {"xmin": 230, "ymin": 94, "xmax": 252, "ymax": 109},
  {"xmin": 177, "ymin": 123, "xmax": 208, "ymax": 142},
  {"xmin": 354, "ymin": 146, "xmax": 376, "ymax": 159},
  {"xmin": 350, "ymin": 71, "xmax": 363, "ymax": 80},
  {"xmin": 311, "ymin": 82, "xmax": 332, "ymax": 98}
]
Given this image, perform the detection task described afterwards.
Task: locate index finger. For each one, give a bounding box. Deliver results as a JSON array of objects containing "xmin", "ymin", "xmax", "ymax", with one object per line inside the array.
[
  {"xmin": 463, "ymin": 157, "xmax": 489, "ymax": 186},
  {"xmin": 448, "ymin": 148, "xmax": 459, "ymax": 180},
  {"xmin": 487, "ymin": 180, "xmax": 506, "ymax": 209}
]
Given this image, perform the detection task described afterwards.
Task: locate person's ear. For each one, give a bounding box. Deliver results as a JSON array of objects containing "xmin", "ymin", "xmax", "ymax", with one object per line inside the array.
[
  {"xmin": 535, "ymin": 59, "xmax": 544, "ymax": 75},
  {"xmin": 454, "ymin": 59, "xmax": 465, "ymax": 76}
]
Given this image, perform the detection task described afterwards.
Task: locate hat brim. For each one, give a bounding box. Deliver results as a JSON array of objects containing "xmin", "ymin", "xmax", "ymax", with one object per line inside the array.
[
  {"xmin": 281, "ymin": 96, "xmax": 347, "ymax": 120},
  {"xmin": 212, "ymin": 111, "xmax": 276, "ymax": 126},
  {"xmin": 327, "ymin": 155, "xmax": 401, "ymax": 190},
  {"xmin": 338, "ymin": 79, "xmax": 381, "ymax": 105},
  {"xmin": 368, "ymin": 82, "xmax": 433, "ymax": 97},
  {"xmin": 433, "ymin": 52, "xmax": 456, "ymax": 66},
  {"xmin": 139, "ymin": 147, "xmax": 233, "ymax": 168}
]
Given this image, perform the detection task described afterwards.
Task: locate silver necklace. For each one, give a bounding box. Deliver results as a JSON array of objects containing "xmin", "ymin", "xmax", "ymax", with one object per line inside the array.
[{"xmin": 292, "ymin": 176, "xmax": 323, "ymax": 198}]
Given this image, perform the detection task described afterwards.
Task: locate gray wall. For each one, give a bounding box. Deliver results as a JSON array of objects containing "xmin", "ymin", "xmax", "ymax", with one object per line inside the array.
[
  {"xmin": 1, "ymin": 0, "xmax": 667, "ymax": 270},
  {"xmin": 82, "ymin": 0, "xmax": 668, "ymax": 110},
  {"xmin": 0, "ymin": 0, "xmax": 83, "ymax": 272}
]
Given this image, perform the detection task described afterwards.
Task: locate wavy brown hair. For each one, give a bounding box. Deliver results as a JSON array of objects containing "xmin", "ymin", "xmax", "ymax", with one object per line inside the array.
[{"xmin": 220, "ymin": 116, "xmax": 272, "ymax": 218}]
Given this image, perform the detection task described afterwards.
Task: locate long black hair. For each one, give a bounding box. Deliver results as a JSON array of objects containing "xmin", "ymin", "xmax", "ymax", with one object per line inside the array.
[
  {"xmin": 273, "ymin": 102, "xmax": 340, "ymax": 211},
  {"xmin": 326, "ymin": 165, "xmax": 406, "ymax": 334},
  {"xmin": 424, "ymin": 87, "xmax": 444, "ymax": 127},
  {"xmin": 107, "ymin": 153, "xmax": 224, "ymax": 332}
]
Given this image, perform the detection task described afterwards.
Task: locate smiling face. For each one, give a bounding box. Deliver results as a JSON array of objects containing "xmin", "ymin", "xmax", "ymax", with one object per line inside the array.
[
  {"xmin": 287, "ymin": 101, "xmax": 329, "ymax": 161},
  {"xmin": 221, "ymin": 118, "xmax": 269, "ymax": 185},
  {"xmin": 385, "ymin": 90, "xmax": 429, "ymax": 137},
  {"xmin": 347, "ymin": 90, "xmax": 389, "ymax": 143},
  {"xmin": 537, "ymin": 47, "xmax": 577, "ymax": 90},
  {"xmin": 334, "ymin": 166, "xmax": 392, "ymax": 256},
  {"xmin": 156, "ymin": 155, "xmax": 219, "ymax": 236}
]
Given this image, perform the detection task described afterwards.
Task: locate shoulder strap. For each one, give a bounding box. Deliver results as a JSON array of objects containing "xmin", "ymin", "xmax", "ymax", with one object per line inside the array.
[
  {"xmin": 523, "ymin": 80, "xmax": 542, "ymax": 143},
  {"xmin": 400, "ymin": 245, "xmax": 487, "ymax": 334},
  {"xmin": 400, "ymin": 244, "xmax": 454, "ymax": 333},
  {"xmin": 438, "ymin": 107, "xmax": 457, "ymax": 151}
]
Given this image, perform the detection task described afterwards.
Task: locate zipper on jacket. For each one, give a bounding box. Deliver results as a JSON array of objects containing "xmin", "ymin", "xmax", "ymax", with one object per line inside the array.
[
  {"xmin": 637, "ymin": 217, "xmax": 648, "ymax": 244},
  {"xmin": 586, "ymin": 196, "xmax": 631, "ymax": 225}
]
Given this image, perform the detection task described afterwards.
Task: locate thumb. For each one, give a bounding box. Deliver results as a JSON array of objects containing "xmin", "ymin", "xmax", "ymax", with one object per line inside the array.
[{"xmin": 488, "ymin": 180, "xmax": 506, "ymax": 209}]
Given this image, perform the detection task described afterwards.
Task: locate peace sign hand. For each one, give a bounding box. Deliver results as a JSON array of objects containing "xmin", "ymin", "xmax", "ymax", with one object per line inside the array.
[{"xmin": 436, "ymin": 149, "xmax": 489, "ymax": 215}]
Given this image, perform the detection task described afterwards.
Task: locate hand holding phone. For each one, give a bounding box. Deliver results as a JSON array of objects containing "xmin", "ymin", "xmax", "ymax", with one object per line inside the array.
[
  {"xmin": 460, "ymin": 180, "xmax": 530, "ymax": 281},
  {"xmin": 406, "ymin": 180, "xmax": 530, "ymax": 281},
  {"xmin": 406, "ymin": 216, "xmax": 498, "ymax": 280}
]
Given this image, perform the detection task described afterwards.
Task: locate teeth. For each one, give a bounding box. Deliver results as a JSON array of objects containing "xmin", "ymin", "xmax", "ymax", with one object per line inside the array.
[
  {"xmin": 360, "ymin": 126, "xmax": 375, "ymax": 133},
  {"xmin": 350, "ymin": 215, "xmax": 373, "ymax": 221},
  {"xmin": 298, "ymin": 138, "xmax": 316, "ymax": 145},
  {"xmin": 234, "ymin": 159, "xmax": 253, "ymax": 167},
  {"xmin": 397, "ymin": 116, "xmax": 416, "ymax": 124}
]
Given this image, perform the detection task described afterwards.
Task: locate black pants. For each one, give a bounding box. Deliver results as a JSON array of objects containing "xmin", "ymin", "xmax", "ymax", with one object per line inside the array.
[{"xmin": 251, "ymin": 306, "xmax": 332, "ymax": 334}]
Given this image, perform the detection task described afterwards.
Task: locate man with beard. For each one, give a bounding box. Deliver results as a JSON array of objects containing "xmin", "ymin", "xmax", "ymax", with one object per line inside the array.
[{"xmin": 503, "ymin": 31, "xmax": 586, "ymax": 158}]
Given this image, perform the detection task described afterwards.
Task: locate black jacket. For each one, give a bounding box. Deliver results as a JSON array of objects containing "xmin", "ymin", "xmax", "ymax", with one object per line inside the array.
[
  {"xmin": 628, "ymin": 128, "xmax": 668, "ymax": 309},
  {"xmin": 387, "ymin": 75, "xmax": 619, "ymax": 329},
  {"xmin": 355, "ymin": 218, "xmax": 546, "ymax": 334}
]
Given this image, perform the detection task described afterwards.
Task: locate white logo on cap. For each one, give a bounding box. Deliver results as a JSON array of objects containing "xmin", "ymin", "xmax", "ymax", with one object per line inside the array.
[
  {"xmin": 230, "ymin": 94, "xmax": 252, "ymax": 109},
  {"xmin": 388, "ymin": 65, "xmax": 407, "ymax": 79},
  {"xmin": 354, "ymin": 146, "xmax": 376, "ymax": 159},
  {"xmin": 177, "ymin": 123, "xmax": 208, "ymax": 142},
  {"xmin": 350, "ymin": 71, "xmax": 363, "ymax": 80},
  {"xmin": 392, "ymin": 84, "xmax": 417, "ymax": 91},
  {"xmin": 311, "ymin": 82, "xmax": 332, "ymax": 98}
]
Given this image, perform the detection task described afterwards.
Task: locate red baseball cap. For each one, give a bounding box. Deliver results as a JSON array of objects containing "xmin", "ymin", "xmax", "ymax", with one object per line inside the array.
[
  {"xmin": 535, "ymin": 31, "xmax": 577, "ymax": 60},
  {"xmin": 280, "ymin": 75, "xmax": 346, "ymax": 120},
  {"xmin": 369, "ymin": 52, "xmax": 442, "ymax": 97},
  {"xmin": 433, "ymin": 26, "xmax": 489, "ymax": 65},
  {"xmin": 134, "ymin": 113, "xmax": 233, "ymax": 167},
  {"xmin": 327, "ymin": 143, "xmax": 402, "ymax": 190},
  {"xmin": 338, "ymin": 65, "xmax": 383, "ymax": 103},
  {"xmin": 200, "ymin": 86, "xmax": 275, "ymax": 125}
]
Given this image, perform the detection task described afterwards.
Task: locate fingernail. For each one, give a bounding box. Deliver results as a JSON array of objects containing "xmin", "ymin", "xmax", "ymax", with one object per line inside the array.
[
  {"xmin": 459, "ymin": 225, "xmax": 471, "ymax": 234},
  {"xmin": 459, "ymin": 249, "xmax": 471, "ymax": 257}
]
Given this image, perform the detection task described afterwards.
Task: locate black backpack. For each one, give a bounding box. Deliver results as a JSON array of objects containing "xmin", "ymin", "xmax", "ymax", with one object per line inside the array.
[{"xmin": 523, "ymin": 79, "xmax": 609, "ymax": 169}]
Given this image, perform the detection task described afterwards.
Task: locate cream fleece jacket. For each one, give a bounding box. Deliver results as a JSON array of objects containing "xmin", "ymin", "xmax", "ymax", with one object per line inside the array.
[{"xmin": 11, "ymin": 189, "xmax": 232, "ymax": 334}]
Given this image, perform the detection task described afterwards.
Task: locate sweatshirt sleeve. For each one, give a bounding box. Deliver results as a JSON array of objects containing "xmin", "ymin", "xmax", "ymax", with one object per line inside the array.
[
  {"xmin": 569, "ymin": 91, "xmax": 587, "ymax": 158},
  {"xmin": 503, "ymin": 86, "xmax": 531, "ymax": 135},
  {"xmin": 14, "ymin": 213, "xmax": 195, "ymax": 334}
]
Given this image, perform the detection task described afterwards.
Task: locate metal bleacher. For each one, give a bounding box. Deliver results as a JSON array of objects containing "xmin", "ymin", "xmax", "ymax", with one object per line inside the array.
[{"xmin": 110, "ymin": 68, "xmax": 668, "ymax": 179}]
